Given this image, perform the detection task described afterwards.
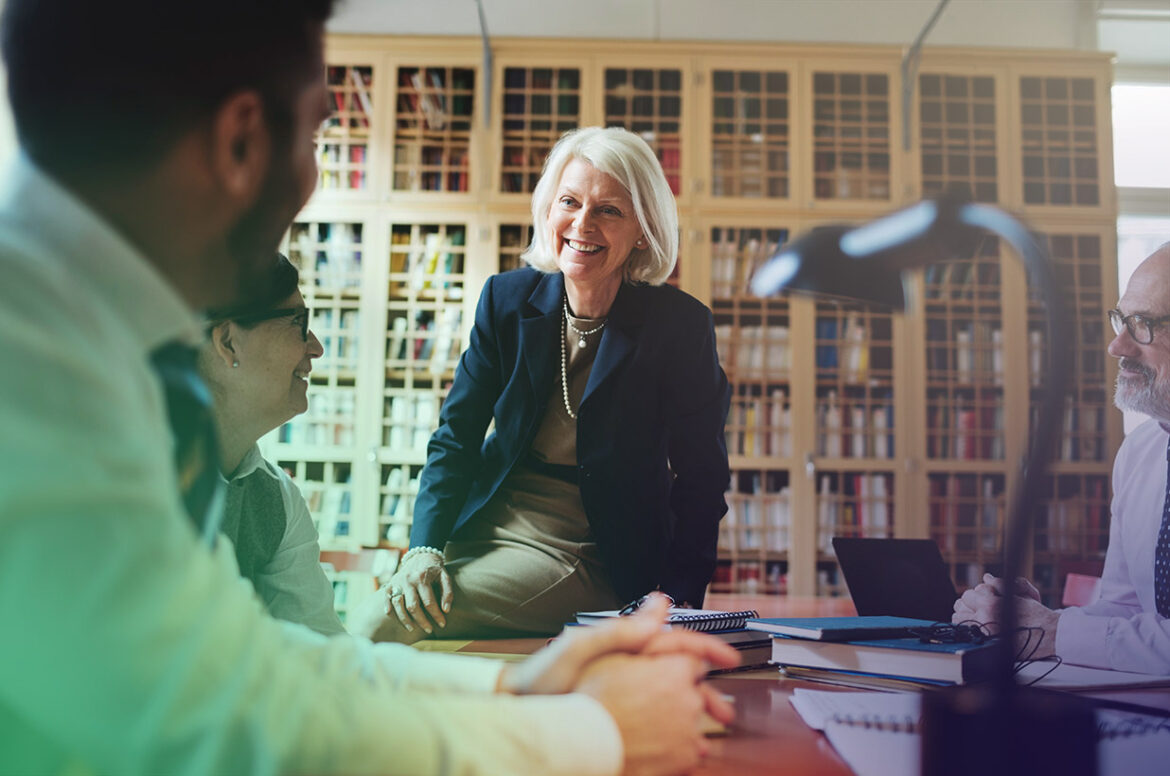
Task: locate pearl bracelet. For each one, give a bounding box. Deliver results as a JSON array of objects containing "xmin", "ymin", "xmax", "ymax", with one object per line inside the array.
[{"xmin": 401, "ymin": 545, "xmax": 444, "ymax": 565}]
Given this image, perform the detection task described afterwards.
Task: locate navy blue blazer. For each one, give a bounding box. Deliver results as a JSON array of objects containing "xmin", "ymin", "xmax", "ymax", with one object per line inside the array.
[{"xmin": 411, "ymin": 268, "xmax": 730, "ymax": 605}]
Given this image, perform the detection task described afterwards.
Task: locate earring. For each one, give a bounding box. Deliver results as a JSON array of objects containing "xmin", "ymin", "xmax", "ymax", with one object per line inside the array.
[{"xmin": 232, "ymin": 360, "xmax": 239, "ymax": 368}]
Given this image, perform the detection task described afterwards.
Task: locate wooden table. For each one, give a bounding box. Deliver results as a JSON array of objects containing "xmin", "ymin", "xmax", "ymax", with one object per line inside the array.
[
  {"xmin": 415, "ymin": 595, "xmax": 1170, "ymax": 775},
  {"xmin": 416, "ymin": 595, "xmax": 859, "ymax": 775}
]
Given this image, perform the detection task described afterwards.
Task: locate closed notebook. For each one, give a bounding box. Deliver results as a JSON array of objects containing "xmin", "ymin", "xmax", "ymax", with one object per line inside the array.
[
  {"xmin": 769, "ymin": 634, "xmax": 998, "ymax": 684},
  {"xmin": 746, "ymin": 615, "xmax": 936, "ymax": 642},
  {"xmin": 575, "ymin": 607, "xmax": 759, "ymax": 632}
]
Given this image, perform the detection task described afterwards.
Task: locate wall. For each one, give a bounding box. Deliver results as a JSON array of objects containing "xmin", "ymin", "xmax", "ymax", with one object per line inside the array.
[{"xmin": 328, "ymin": 0, "xmax": 1093, "ymax": 49}]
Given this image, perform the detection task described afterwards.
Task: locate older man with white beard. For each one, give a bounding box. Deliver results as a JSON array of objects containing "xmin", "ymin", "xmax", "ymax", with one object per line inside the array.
[{"xmin": 954, "ymin": 243, "xmax": 1170, "ymax": 675}]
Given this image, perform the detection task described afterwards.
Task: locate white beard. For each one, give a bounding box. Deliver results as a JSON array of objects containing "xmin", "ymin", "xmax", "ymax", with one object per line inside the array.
[{"xmin": 1114, "ymin": 357, "xmax": 1170, "ymax": 423}]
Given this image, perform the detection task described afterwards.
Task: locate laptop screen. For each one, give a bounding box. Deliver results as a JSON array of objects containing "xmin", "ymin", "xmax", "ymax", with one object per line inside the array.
[{"xmin": 832, "ymin": 537, "xmax": 961, "ymax": 623}]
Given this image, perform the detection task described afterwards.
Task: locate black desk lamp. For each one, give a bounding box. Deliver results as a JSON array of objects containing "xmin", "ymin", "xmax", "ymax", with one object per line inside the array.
[{"xmin": 752, "ymin": 195, "xmax": 1098, "ymax": 776}]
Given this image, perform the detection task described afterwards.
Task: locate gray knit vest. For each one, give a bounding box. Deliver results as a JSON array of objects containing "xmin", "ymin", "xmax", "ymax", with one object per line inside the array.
[{"xmin": 220, "ymin": 468, "xmax": 287, "ymax": 593}]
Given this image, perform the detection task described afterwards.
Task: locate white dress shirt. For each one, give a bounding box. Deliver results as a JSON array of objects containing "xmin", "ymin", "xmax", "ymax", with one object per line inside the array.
[
  {"xmin": 1056, "ymin": 419, "xmax": 1170, "ymax": 674},
  {"xmin": 0, "ymin": 155, "xmax": 622, "ymax": 775}
]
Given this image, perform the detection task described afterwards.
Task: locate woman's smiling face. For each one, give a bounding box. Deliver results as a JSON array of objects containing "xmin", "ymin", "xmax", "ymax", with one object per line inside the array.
[{"xmin": 547, "ymin": 158, "xmax": 643, "ymax": 295}]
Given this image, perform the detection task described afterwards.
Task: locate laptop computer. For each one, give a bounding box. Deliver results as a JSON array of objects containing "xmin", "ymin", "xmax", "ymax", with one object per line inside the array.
[{"xmin": 831, "ymin": 537, "xmax": 960, "ymax": 623}]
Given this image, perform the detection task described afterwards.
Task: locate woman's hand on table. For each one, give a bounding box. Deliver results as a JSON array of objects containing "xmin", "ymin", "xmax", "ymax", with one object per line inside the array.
[{"xmin": 385, "ymin": 550, "xmax": 453, "ymax": 634}]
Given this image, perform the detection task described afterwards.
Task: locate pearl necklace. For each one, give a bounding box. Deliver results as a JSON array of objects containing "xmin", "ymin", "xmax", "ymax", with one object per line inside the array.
[
  {"xmin": 560, "ymin": 301, "xmax": 606, "ymax": 420},
  {"xmin": 563, "ymin": 299, "xmax": 606, "ymax": 348}
]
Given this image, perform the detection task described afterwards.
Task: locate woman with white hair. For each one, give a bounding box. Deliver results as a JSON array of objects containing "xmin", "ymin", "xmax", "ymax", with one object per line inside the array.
[{"xmin": 374, "ymin": 127, "xmax": 730, "ymax": 642}]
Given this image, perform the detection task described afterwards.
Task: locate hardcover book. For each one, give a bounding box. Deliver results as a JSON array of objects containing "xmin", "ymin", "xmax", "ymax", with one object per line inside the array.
[
  {"xmin": 768, "ymin": 634, "xmax": 999, "ymax": 684},
  {"xmin": 746, "ymin": 616, "xmax": 935, "ymax": 642}
]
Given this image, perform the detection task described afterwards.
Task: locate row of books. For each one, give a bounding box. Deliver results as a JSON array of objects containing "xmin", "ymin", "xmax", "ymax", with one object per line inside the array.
[
  {"xmin": 396, "ymin": 68, "xmax": 475, "ymax": 132},
  {"xmin": 925, "ymin": 404, "xmax": 1004, "ymax": 460},
  {"xmin": 304, "ymin": 484, "xmax": 352, "ymax": 541},
  {"xmin": 277, "ymin": 391, "xmax": 357, "ymax": 448},
  {"xmin": 726, "ymin": 388, "xmax": 791, "ymax": 458},
  {"xmin": 816, "ymin": 473, "xmax": 892, "ymax": 555},
  {"xmin": 925, "ymin": 321, "xmax": 1004, "ymax": 383},
  {"xmin": 383, "ymin": 394, "xmax": 440, "ymax": 452},
  {"xmin": 323, "ymin": 66, "xmax": 373, "ymax": 131},
  {"xmin": 319, "ymin": 142, "xmax": 368, "ymax": 163},
  {"xmin": 392, "ymin": 143, "xmax": 471, "ymax": 192},
  {"xmin": 722, "ymin": 481, "xmax": 791, "ymax": 553},
  {"xmin": 379, "ymin": 466, "xmax": 422, "ymax": 545},
  {"xmin": 390, "ymin": 230, "xmax": 466, "ymax": 297},
  {"xmin": 500, "ymin": 145, "xmax": 551, "ymax": 193},
  {"xmin": 928, "ymin": 475, "xmax": 1002, "ymax": 556},
  {"xmin": 709, "ymin": 230, "xmax": 787, "ymax": 297},
  {"xmin": 817, "ymin": 391, "xmax": 895, "ymax": 459},
  {"xmin": 656, "ymin": 145, "xmax": 682, "ymax": 194},
  {"xmin": 714, "ymin": 323, "xmax": 790, "ymax": 373},
  {"xmin": 289, "ymin": 224, "xmax": 364, "ymax": 291},
  {"xmin": 317, "ymin": 142, "xmax": 369, "ymax": 190},
  {"xmin": 1033, "ymin": 484, "xmax": 1110, "ymax": 555},
  {"xmin": 812, "ymin": 170, "xmax": 891, "ymax": 200},
  {"xmin": 710, "ymin": 143, "xmax": 789, "ymax": 196},
  {"xmin": 313, "ymin": 309, "xmax": 360, "ymax": 371},
  {"xmin": 815, "ymin": 315, "xmax": 874, "ymax": 381},
  {"xmin": 386, "ymin": 309, "xmax": 464, "ymax": 373},
  {"xmin": 710, "ymin": 559, "xmax": 788, "ymax": 595},
  {"xmin": 1031, "ymin": 404, "xmax": 1106, "ymax": 462}
]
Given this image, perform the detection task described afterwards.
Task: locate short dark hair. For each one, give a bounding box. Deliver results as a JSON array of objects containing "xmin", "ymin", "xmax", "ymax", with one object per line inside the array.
[
  {"xmin": 1, "ymin": 0, "xmax": 337, "ymax": 181},
  {"xmin": 205, "ymin": 253, "xmax": 301, "ymax": 324}
]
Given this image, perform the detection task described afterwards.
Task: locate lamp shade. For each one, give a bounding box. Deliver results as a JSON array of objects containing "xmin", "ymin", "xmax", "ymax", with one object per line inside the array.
[
  {"xmin": 750, "ymin": 225, "xmax": 908, "ymax": 308},
  {"xmin": 750, "ymin": 198, "xmax": 984, "ymax": 309}
]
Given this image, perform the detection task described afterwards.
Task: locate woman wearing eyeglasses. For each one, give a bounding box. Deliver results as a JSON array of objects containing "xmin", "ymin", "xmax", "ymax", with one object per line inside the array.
[{"xmin": 197, "ymin": 253, "xmax": 343, "ymax": 636}]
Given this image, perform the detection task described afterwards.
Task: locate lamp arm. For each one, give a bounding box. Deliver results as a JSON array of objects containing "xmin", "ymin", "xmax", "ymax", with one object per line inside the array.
[{"xmin": 958, "ymin": 203, "xmax": 1071, "ymax": 683}]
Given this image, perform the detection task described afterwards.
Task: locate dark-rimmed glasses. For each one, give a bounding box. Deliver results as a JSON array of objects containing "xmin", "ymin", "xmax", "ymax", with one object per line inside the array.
[
  {"xmin": 233, "ymin": 307, "xmax": 310, "ymax": 342},
  {"xmin": 1108, "ymin": 308, "xmax": 1170, "ymax": 346}
]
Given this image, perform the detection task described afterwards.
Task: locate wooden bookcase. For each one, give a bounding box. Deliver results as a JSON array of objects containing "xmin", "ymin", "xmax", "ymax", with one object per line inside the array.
[{"xmin": 261, "ymin": 36, "xmax": 1119, "ymax": 607}]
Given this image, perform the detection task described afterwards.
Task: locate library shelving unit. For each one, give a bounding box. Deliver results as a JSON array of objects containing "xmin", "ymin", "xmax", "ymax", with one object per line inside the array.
[
  {"xmin": 319, "ymin": 64, "xmax": 375, "ymax": 192},
  {"xmin": 260, "ymin": 36, "xmax": 1118, "ymax": 608},
  {"xmin": 393, "ymin": 65, "xmax": 476, "ymax": 193}
]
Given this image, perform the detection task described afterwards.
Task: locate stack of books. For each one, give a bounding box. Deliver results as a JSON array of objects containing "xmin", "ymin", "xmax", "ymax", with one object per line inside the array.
[{"xmin": 745, "ymin": 615, "xmax": 998, "ymax": 688}]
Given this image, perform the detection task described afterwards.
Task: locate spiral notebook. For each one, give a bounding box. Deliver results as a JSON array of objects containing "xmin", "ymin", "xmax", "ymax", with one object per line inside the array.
[
  {"xmin": 790, "ymin": 688, "xmax": 1170, "ymax": 776},
  {"xmin": 575, "ymin": 607, "xmax": 759, "ymax": 632}
]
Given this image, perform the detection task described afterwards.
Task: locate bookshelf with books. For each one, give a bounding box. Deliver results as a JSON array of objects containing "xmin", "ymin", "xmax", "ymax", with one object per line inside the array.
[
  {"xmin": 927, "ymin": 472, "xmax": 1008, "ymax": 592},
  {"xmin": 498, "ymin": 65, "xmax": 582, "ymax": 194},
  {"xmin": 1017, "ymin": 74, "xmax": 1105, "ymax": 211},
  {"xmin": 810, "ymin": 67, "xmax": 896, "ymax": 204},
  {"xmin": 603, "ymin": 65, "xmax": 685, "ymax": 196},
  {"xmin": 279, "ymin": 36, "xmax": 1117, "ymax": 605},
  {"xmin": 497, "ymin": 221, "xmax": 534, "ymax": 273},
  {"xmin": 916, "ymin": 72, "xmax": 1000, "ymax": 204},
  {"xmin": 378, "ymin": 220, "xmax": 471, "ymax": 544},
  {"xmin": 1022, "ymin": 227, "xmax": 1118, "ymax": 604},
  {"xmin": 708, "ymin": 67, "xmax": 792, "ymax": 200},
  {"xmin": 712, "ymin": 468, "xmax": 792, "ymax": 596},
  {"xmin": 810, "ymin": 297, "xmax": 903, "ymax": 597},
  {"xmin": 393, "ymin": 65, "xmax": 476, "ymax": 193},
  {"xmin": 814, "ymin": 469, "xmax": 898, "ymax": 596},
  {"xmin": 317, "ymin": 63, "xmax": 377, "ymax": 193}
]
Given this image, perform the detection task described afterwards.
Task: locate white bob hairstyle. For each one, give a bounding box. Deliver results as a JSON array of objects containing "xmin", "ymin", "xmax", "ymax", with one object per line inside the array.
[{"xmin": 521, "ymin": 126, "xmax": 679, "ymax": 286}]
